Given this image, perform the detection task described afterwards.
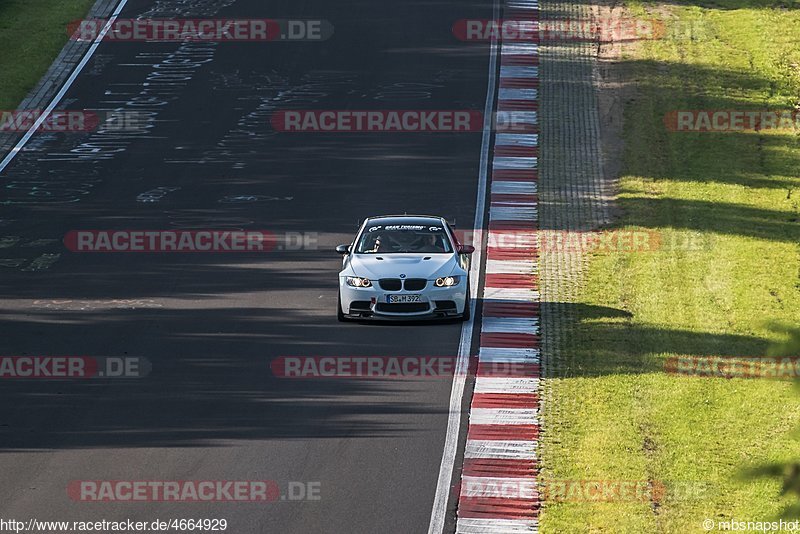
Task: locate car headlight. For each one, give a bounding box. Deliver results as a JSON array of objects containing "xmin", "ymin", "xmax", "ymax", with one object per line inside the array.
[
  {"xmin": 434, "ymin": 276, "xmax": 460, "ymax": 287},
  {"xmin": 345, "ymin": 276, "xmax": 372, "ymax": 288}
]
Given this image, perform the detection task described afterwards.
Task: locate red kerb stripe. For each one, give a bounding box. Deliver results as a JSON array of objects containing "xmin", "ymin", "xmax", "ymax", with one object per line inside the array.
[
  {"xmin": 482, "ymin": 301, "xmax": 539, "ymax": 316},
  {"xmin": 476, "ymin": 362, "xmax": 540, "ymax": 377},
  {"xmin": 472, "ymin": 392, "xmax": 539, "ymax": 408},
  {"xmin": 462, "ymin": 457, "xmax": 538, "ymax": 478},
  {"xmin": 457, "ymin": 497, "xmax": 540, "ymax": 519}
]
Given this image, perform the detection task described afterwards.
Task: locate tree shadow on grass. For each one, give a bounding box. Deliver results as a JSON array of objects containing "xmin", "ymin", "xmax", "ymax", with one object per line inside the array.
[
  {"xmin": 542, "ymin": 302, "xmax": 774, "ymax": 378},
  {"xmin": 618, "ymin": 59, "xmax": 800, "ymax": 193},
  {"xmin": 618, "ymin": 196, "xmax": 800, "ymax": 243}
]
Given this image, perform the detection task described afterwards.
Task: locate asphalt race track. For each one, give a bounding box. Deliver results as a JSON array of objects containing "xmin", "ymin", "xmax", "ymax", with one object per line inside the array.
[{"xmin": 0, "ymin": 1, "xmax": 493, "ymax": 532}]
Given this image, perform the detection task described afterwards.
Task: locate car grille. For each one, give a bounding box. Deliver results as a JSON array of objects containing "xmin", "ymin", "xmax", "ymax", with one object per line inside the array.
[
  {"xmin": 378, "ymin": 278, "xmax": 402, "ymax": 291},
  {"xmin": 434, "ymin": 300, "xmax": 457, "ymax": 310},
  {"xmin": 375, "ymin": 303, "xmax": 430, "ymax": 313},
  {"xmin": 403, "ymin": 278, "xmax": 427, "ymax": 291}
]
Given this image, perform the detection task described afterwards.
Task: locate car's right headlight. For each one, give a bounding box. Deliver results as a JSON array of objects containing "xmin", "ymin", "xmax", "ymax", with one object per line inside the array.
[
  {"xmin": 434, "ymin": 276, "xmax": 460, "ymax": 287},
  {"xmin": 345, "ymin": 276, "xmax": 372, "ymax": 288}
]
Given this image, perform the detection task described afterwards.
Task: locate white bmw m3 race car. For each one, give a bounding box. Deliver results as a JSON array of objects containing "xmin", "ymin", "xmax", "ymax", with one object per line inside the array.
[{"xmin": 336, "ymin": 215, "xmax": 475, "ymax": 321}]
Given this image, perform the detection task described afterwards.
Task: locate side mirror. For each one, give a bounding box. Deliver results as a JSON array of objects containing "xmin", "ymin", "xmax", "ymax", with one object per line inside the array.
[
  {"xmin": 335, "ymin": 244, "xmax": 351, "ymax": 255},
  {"xmin": 458, "ymin": 245, "xmax": 475, "ymax": 254}
]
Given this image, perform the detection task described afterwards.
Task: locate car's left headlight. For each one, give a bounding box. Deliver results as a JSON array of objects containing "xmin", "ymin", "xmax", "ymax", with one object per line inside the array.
[
  {"xmin": 345, "ymin": 276, "xmax": 372, "ymax": 288},
  {"xmin": 434, "ymin": 276, "xmax": 460, "ymax": 287}
]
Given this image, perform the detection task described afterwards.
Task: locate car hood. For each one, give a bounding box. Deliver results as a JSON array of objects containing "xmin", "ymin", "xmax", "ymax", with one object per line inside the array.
[{"xmin": 346, "ymin": 253, "xmax": 459, "ymax": 280}]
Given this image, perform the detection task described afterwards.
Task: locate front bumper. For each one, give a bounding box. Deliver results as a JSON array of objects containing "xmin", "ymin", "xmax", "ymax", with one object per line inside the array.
[{"xmin": 339, "ymin": 278, "xmax": 467, "ymax": 320}]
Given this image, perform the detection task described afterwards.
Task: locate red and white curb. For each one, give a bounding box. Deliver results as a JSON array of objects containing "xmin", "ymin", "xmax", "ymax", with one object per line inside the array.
[{"xmin": 456, "ymin": 0, "xmax": 540, "ymax": 531}]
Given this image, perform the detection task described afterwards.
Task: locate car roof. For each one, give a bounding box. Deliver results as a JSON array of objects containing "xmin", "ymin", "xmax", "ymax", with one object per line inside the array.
[{"xmin": 364, "ymin": 215, "xmax": 446, "ymax": 227}]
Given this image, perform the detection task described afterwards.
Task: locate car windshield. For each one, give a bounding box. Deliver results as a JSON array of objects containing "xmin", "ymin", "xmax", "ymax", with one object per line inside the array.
[{"xmin": 356, "ymin": 224, "xmax": 452, "ymax": 254}]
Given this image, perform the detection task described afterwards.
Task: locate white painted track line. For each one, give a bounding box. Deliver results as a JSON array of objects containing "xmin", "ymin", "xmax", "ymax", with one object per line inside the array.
[
  {"xmin": 0, "ymin": 0, "xmax": 130, "ymax": 175},
  {"xmin": 427, "ymin": 0, "xmax": 500, "ymax": 531}
]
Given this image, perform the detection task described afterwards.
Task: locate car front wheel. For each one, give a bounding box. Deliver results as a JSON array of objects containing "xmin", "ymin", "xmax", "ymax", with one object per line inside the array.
[
  {"xmin": 460, "ymin": 284, "xmax": 471, "ymax": 322},
  {"xmin": 337, "ymin": 291, "xmax": 347, "ymax": 322}
]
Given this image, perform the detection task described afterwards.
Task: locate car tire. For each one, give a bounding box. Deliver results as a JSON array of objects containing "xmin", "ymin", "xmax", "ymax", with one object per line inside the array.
[
  {"xmin": 337, "ymin": 292, "xmax": 347, "ymax": 322},
  {"xmin": 460, "ymin": 284, "xmax": 471, "ymax": 322}
]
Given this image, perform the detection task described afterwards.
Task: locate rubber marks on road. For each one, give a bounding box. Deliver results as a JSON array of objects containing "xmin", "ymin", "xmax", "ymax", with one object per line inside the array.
[{"xmin": 456, "ymin": 0, "xmax": 540, "ymax": 531}]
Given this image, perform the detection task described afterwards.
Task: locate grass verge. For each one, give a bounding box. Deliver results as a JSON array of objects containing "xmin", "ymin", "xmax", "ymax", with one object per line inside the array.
[
  {"xmin": 0, "ymin": 0, "xmax": 96, "ymax": 110},
  {"xmin": 540, "ymin": 1, "xmax": 800, "ymax": 532}
]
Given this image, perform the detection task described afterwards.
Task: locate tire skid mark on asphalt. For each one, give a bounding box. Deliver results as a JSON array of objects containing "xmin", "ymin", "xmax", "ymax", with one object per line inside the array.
[{"xmin": 455, "ymin": 0, "xmax": 541, "ymax": 529}]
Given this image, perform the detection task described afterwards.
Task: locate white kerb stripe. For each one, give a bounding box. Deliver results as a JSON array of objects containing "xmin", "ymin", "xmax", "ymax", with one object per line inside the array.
[
  {"xmin": 506, "ymin": 0, "xmax": 539, "ymax": 9},
  {"xmin": 495, "ymin": 133, "xmax": 538, "ymax": 147},
  {"xmin": 492, "ymin": 199, "xmax": 537, "ymax": 208},
  {"xmin": 495, "ymin": 110, "xmax": 537, "ymax": 125},
  {"xmin": 491, "ymin": 181, "xmax": 538, "ymax": 195},
  {"xmin": 481, "ymin": 316, "xmax": 539, "ymax": 333},
  {"xmin": 499, "ymin": 88, "xmax": 538, "ymax": 101},
  {"xmin": 500, "ymin": 66, "xmax": 539, "ymax": 79},
  {"xmin": 456, "ymin": 518, "xmax": 538, "ymax": 534},
  {"xmin": 465, "ymin": 439, "xmax": 537, "ymax": 459},
  {"xmin": 479, "ymin": 347, "xmax": 540, "ymax": 364},
  {"xmin": 488, "ymin": 230, "xmax": 538, "ymax": 246},
  {"xmin": 493, "ymin": 157, "xmax": 537, "ymax": 169},
  {"xmin": 502, "ymin": 42, "xmax": 539, "ymax": 55},
  {"xmin": 475, "ymin": 376, "xmax": 540, "ymax": 394},
  {"xmin": 460, "ymin": 476, "xmax": 539, "ymax": 498},
  {"xmin": 500, "ymin": 20, "xmax": 537, "ymax": 33},
  {"xmin": 470, "ymin": 408, "xmax": 538, "ymax": 425},
  {"xmin": 483, "ymin": 287, "xmax": 539, "ymax": 301},
  {"xmin": 485, "ymin": 259, "xmax": 537, "ymax": 274},
  {"xmin": 489, "ymin": 206, "xmax": 538, "ymax": 221}
]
